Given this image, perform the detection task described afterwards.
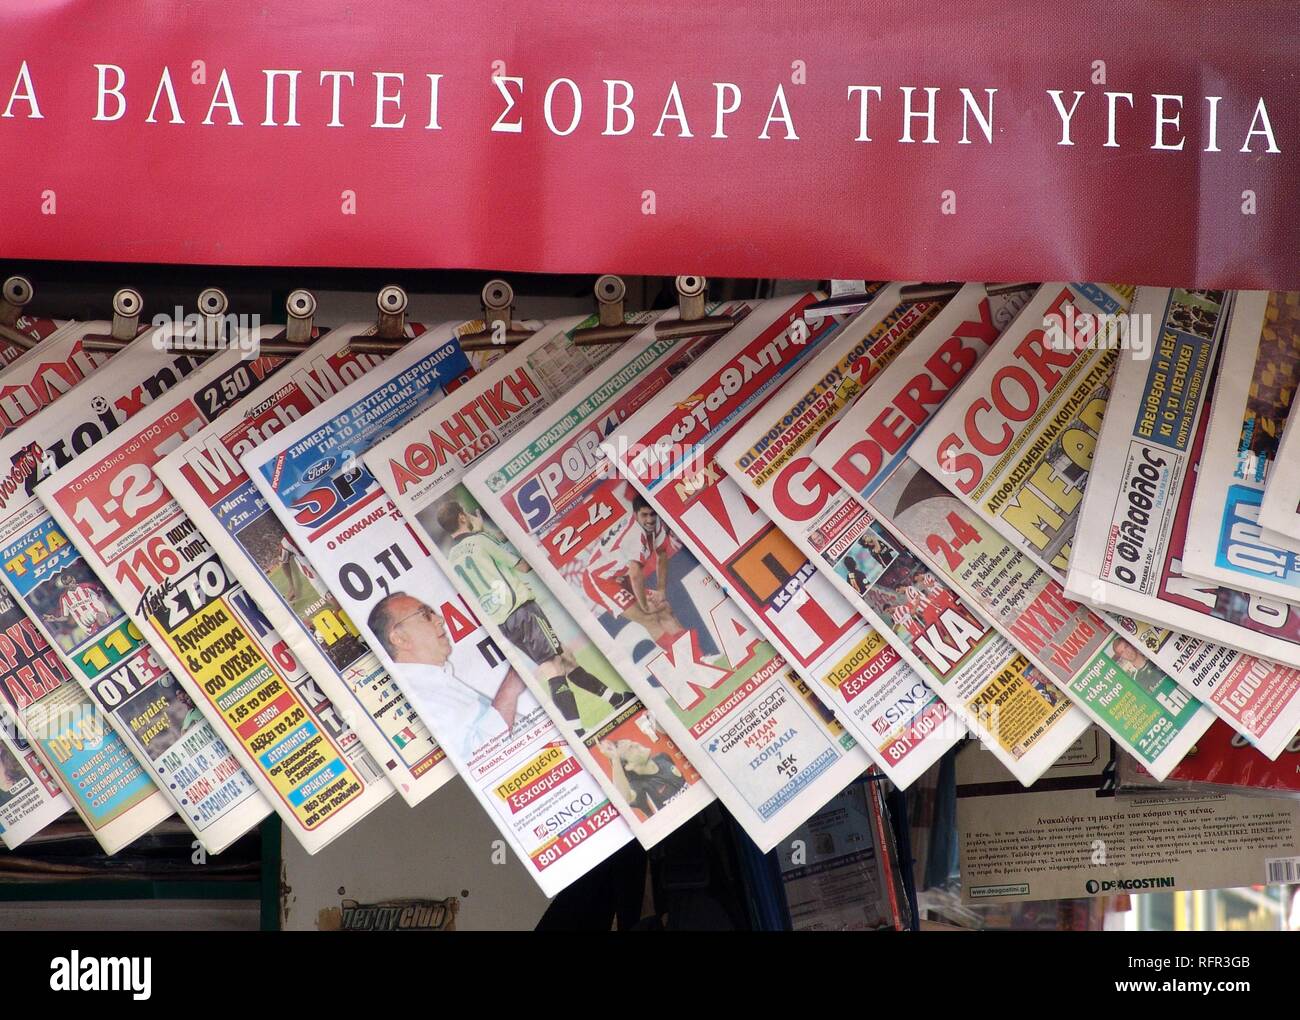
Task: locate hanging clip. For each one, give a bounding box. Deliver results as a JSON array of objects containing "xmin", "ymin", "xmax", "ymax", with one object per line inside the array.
[
  {"xmin": 81, "ymin": 287, "xmax": 153, "ymax": 352},
  {"xmin": 573, "ymin": 276, "xmax": 641, "ymax": 346},
  {"xmin": 348, "ymin": 285, "xmax": 413, "ymax": 354},
  {"xmin": 252, "ymin": 289, "xmax": 324, "ymax": 357},
  {"xmin": 460, "ymin": 279, "xmax": 536, "ymax": 351},
  {"xmin": 652, "ymin": 276, "xmax": 738, "ymax": 341},
  {"xmin": 0, "ymin": 276, "xmax": 39, "ymax": 351}
]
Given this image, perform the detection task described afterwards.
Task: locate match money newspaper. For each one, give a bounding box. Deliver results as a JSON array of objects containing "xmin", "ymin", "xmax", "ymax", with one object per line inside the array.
[
  {"xmin": 468, "ymin": 302, "xmax": 869, "ymax": 852},
  {"xmin": 1065, "ymin": 289, "xmax": 1300, "ymax": 758},
  {"xmin": 243, "ymin": 323, "xmax": 633, "ymax": 893},
  {"xmin": 365, "ymin": 314, "xmax": 715, "ymax": 848},
  {"xmin": 720, "ymin": 283, "xmax": 1038, "ymax": 781},
  {"xmin": 733, "ymin": 283, "xmax": 1087, "ymax": 784},
  {"xmin": 1186, "ymin": 292, "xmax": 1300, "ymax": 603},
  {"xmin": 0, "ymin": 325, "xmax": 269, "ymax": 854},
  {"xmin": 605, "ymin": 287, "xmax": 949, "ymax": 789},
  {"xmin": 38, "ymin": 346, "xmax": 392, "ymax": 853}
]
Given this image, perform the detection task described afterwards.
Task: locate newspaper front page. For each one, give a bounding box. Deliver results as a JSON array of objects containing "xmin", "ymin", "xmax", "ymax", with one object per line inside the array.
[
  {"xmin": 910, "ymin": 284, "xmax": 1272, "ymax": 761},
  {"xmin": 719, "ymin": 284, "xmax": 1038, "ymax": 782},
  {"xmin": 0, "ymin": 674, "xmax": 70, "ymax": 848},
  {"xmin": 468, "ymin": 306, "xmax": 873, "ymax": 852},
  {"xmin": 243, "ymin": 325, "xmax": 633, "ymax": 892},
  {"xmin": 364, "ymin": 315, "xmax": 715, "ymax": 848},
  {"xmin": 1185, "ymin": 291, "xmax": 1300, "ymax": 600},
  {"xmin": 0, "ymin": 327, "xmax": 270, "ymax": 853},
  {"xmin": 38, "ymin": 347, "xmax": 392, "ymax": 853},
  {"xmin": 156, "ymin": 325, "xmax": 458, "ymax": 806},
  {"xmin": 812, "ymin": 306, "xmax": 1213, "ymax": 780},
  {"xmin": 0, "ymin": 323, "xmax": 181, "ymax": 852},
  {"xmin": 604, "ymin": 290, "xmax": 936, "ymax": 787},
  {"xmin": 770, "ymin": 293, "xmax": 1092, "ymax": 784},
  {"xmin": 1065, "ymin": 289, "xmax": 1300, "ymax": 756},
  {"xmin": 956, "ymin": 732, "xmax": 1300, "ymax": 903}
]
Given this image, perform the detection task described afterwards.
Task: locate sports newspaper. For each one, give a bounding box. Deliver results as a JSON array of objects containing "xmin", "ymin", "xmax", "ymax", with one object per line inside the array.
[
  {"xmin": 1185, "ymin": 291, "xmax": 1300, "ymax": 602},
  {"xmin": 0, "ymin": 323, "xmax": 179, "ymax": 852},
  {"xmin": 719, "ymin": 284, "xmax": 1037, "ymax": 781},
  {"xmin": 156, "ymin": 325, "xmax": 461, "ymax": 807},
  {"xmin": 811, "ymin": 309, "xmax": 1211, "ymax": 778},
  {"xmin": 1260, "ymin": 377, "xmax": 1300, "ymax": 545},
  {"xmin": 1066, "ymin": 289, "xmax": 1300, "ymax": 757},
  {"xmin": 365, "ymin": 314, "xmax": 715, "ymax": 848},
  {"xmin": 605, "ymin": 289, "xmax": 942, "ymax": 788},
  {"xmin": 743, "ymin": 286, "xmax": 1088, "ymax": 785},
  {"xmin": 39, "ymin": 347, "xmax": 392, "ymax": 853},
  {"xmin": 468, "ymin": 304, "xmax": 870, "ymax": 852},
  {"xmin": 0, "ymin": 327, "xmax": 270, "ymax": 853},
  {"xmin": 243, "ymin": 324, "xmax": 633, "ymax": 892},
  {"xmin": 0, "ymin": 674, "xmax": 70, "ymax": 849}
]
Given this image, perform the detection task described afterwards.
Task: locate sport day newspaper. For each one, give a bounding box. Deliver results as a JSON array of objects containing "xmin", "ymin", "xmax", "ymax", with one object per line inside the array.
[
  {"xmin": 39, "ymin": 346, "xmax": 393, "ymax": 853},
  {"xmin": 468, "ymin": 302, "xmax": 871, "ymax": 852},
  {"xmin": 0, "ymin": 326, "xmax": 270, "ymax": 853},
  {"xmin": 1065, "ymin": 288, "xmax": 1300, "ymax": 758},
  {"xmin": 243, "ymin": 323, "xmax": 633, "ymax": 893},
  {"xmin": 606, "ymin": 287, "xmax": 954, "ymax": 790},
  {"xmin": 812, "ymin": 297, "xmax": 1212, "ymax": 780},
  {"xmin": 729, "ymin": 284, "xmax": 1087, "ymax": 785},
  {"xmin": 365, "ymin": 314, "xmax": 715, "ymax": 848},
  {"xmin": 718, "ymin": 283, "xmax": 1040, "ymax": 781}
]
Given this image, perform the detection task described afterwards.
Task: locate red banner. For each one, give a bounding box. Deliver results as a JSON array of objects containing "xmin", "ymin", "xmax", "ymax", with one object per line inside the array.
[{"xmin": 1, "ymin": 2, "xmax": 1297, "ymax": 287}]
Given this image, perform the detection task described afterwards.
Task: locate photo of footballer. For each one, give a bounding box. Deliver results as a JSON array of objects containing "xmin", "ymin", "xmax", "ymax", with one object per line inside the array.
[
  {"xmin": 121, "ymin": 674, "xmax": 207, "ymax": 760},
  {"xmin": 430, "ymin": 492, "xmax": 633, "ymax": 738},
  {"xmin": 25, "ymin": 559, "xmax": 121, "ymax": 653},
  {"xmin": 835, "ymin": 530, "xmax": 898, "ymax": 596},
  {"xmin": 0, "ymin": 742, "xmax": 28, "ymax": 810},
  {"xmin": 588, "ymin": 707, "xmax": 698, "ymax": 818}
]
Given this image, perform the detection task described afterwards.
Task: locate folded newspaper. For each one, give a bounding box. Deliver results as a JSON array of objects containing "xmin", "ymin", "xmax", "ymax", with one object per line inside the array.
[
  {"xmin": 1259, "ymin": 375, "xmax": 1300, "ymax": 546},
  {"xmin": 242, "ymin": 322, "xmax": 634, "ymax": 893},
  {"xmin": 1185, "ymin": 291, "xmax": 1300, "ymax": 601},
  {"xmin": 0, "ymin": 325, "xmax": 270, "ymax": 854},
  {"xmin": 605, "ymin": 286, "xmax": 954, "ymax": 789},
  {"xmin": 1063, "ymin": 288, "xmax": 1300, "ymax": 757},
  {"xmin": 364, "ymin": 313, "xmax": 715, "ymax": 848},
  {"xmin": 37, "ymin": 345, "xmax": 394, "ymax": 854},
  {"xmin": 467, "ymin": 302, "xmax": 871, "ymax": 852}
]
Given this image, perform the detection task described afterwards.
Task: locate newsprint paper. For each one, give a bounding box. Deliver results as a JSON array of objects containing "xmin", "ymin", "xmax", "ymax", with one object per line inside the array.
[
  {"xmin": 1065, "ymin": 289, "xmax": 1300, "ymax": 758},
  {"xmin": 365, "ymin": 314, "xmax": 714, "ymax": 848},
  {"xmin": 911, "ymin": 284, "xmax": 1277, "ymax": 759},
  {"xmin": 243, "ymin": 324, "xmax": 633, "ymax": 893},
  {"xmin": 1259, "ymin": 376, "xmax": 1300, "ymax": 546},
  {"xmin": 719, "ymin": 283, "xmax": 1034, "ymax": 783},
  {"xmin": 605, "ymin": 288, "xmax": 949, "ymax": 789},
  {"xmin": 1186, "ymin": 291, "xmax": 1300, "ymax": 601},
  {"xmin": 0, "ymin": 326, "xmax": 268, "ymax": 853},
  {"xmin": 790, "ymin": 291, "xmax": 1089, "ymax": 784},
  {"xmin": 813, "ymin": 301, "xmax": 1212, "ymax": 781},
  {"xmin": 957, "ymin": 730, "xmax": 1300, "ymax": 903},
  {"xmin": 0, "ymin": 322, "xmax": 140, "ymax": 849},
  {"xmin": 468, "ymin": 303, "xmax": 869, "ymax": 852},
  {"xmin": 38, "ymin": 347, "xmax": 392, "ymax": 854}
]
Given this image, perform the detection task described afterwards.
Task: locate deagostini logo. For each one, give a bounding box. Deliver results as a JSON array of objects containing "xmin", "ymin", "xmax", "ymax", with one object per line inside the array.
[{"xmin": 1085, "ymin": 876, "xmax": 1176, "ymax": 894}]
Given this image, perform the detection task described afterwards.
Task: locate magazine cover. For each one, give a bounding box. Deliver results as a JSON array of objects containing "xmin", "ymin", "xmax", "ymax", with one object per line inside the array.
[
  {"xmin": 0, "ymin": 322, "xmax": 181, "ymax": 852},
  {"xmin": 243, "ymin": 322, "xmax": 633, "ymax": 892},
  {"xmin": 1064, "ymin": 289, "xmax": 1300, "ymax": 757},
  {"xmin": 37, "ymin": 346, "xmax": 393, "ymax": 854},
  {"xmin": 719, "ymin": 283, "xmax": 1040, "ymax": 782},
  {"xmin": 468, "ymin": 305, "xmax": 872, "ymax": 853},
  {"xmin": 604, "ymin": 289, "xmax": 939, "ymax": 788},
  {"xmin": 739, "ymin": 288, "xmax": 1090, "ymax": 784},
  {"xmin": 1185, "ymin": 291, "xmax": 1300, "ymax": 601},
  {"xmin": 812, "ymin": 302, "xmax": 1215, "ymax": 780},
  {"xmin": 909, "ymin": 284, "xmax": 1288, "ymax": 758},
  {"xmin": 364, "ymin": 314, "xmax": 716, "ymax": 848},
  {"xmin": 156, "ymin": 324, "xmax": 462, "ymax": 807},
  {"xmin": 0, "ymin": 326, "xmax": 271, "ymax": 853}
]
